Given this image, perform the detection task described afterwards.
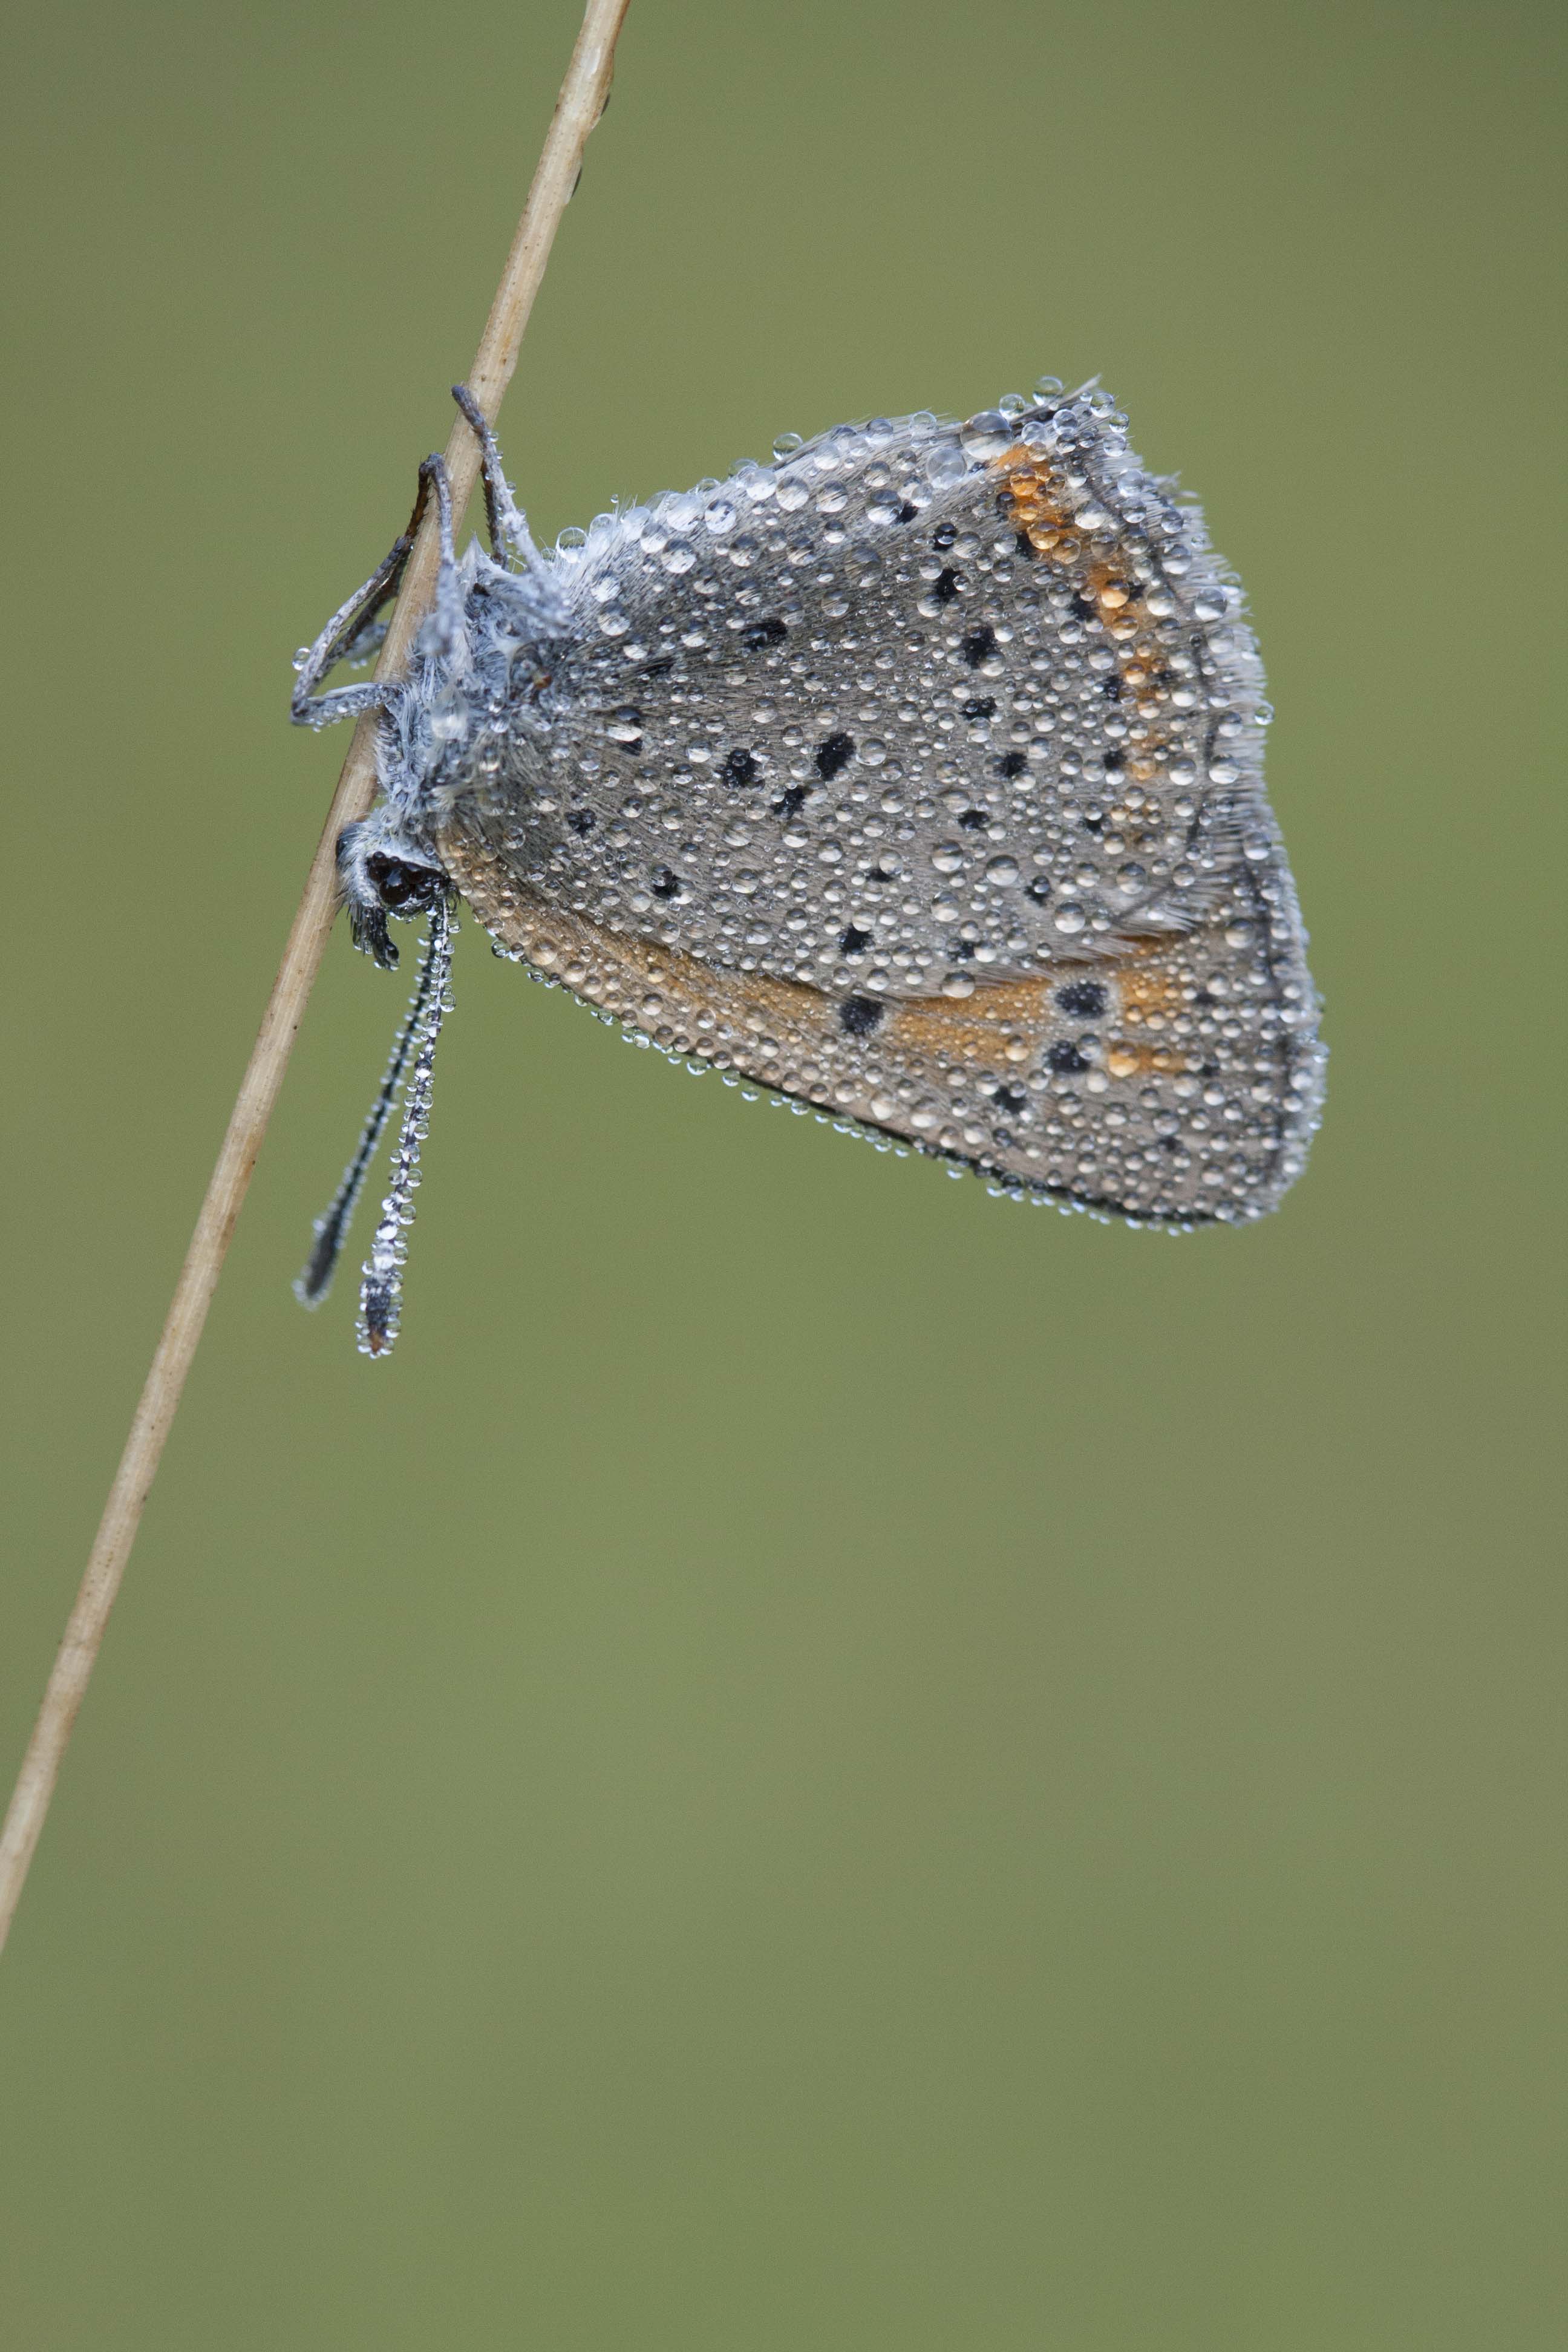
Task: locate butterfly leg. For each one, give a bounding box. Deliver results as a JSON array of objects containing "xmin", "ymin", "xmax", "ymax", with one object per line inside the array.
[
  {"xmin": 290, "ymin": 452, "xmax": 462, "ymax": 728},
  {"xmin": 450, "ymin": 382, "xmax": 544, "ymax": 572}
]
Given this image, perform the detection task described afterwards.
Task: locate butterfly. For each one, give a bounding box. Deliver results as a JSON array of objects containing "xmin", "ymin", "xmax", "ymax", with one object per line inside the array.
[{"xmin": 292, "ymin": 379, "xmax": 1325, "ymax": 1351}]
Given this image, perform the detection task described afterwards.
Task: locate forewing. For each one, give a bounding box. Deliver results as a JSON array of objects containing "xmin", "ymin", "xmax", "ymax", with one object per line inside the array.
[{"xmin": 440, "ymin": 390, "xmax": 1324, "ymax": 1222}]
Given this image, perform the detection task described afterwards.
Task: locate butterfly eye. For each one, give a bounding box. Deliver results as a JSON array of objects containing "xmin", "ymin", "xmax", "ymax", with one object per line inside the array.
[{"xmin": 367, "ymin": 854, "xmax": 442, "ymax": 912}]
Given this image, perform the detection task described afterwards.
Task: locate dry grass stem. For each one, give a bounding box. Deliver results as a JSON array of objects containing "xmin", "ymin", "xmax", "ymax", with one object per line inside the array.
[{"xmin": 0, "ymin": 0, "xmax": 635, "ymax": 1959}]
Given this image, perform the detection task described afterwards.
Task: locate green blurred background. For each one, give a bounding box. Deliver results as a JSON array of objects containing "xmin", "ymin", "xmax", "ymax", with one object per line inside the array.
[{"xmin": 2, "ymin": 2, "xmax": 1561, "ymax": 2344}]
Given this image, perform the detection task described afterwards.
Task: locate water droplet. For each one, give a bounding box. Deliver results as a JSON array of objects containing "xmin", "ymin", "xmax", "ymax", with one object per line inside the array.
[
  {"xmin": 959, "ymin": 411, "xmax": 1014, "ymax": 460},
  {"xmin": 923, "ymin": 442, "xmax": 968, "ymax": 486}
]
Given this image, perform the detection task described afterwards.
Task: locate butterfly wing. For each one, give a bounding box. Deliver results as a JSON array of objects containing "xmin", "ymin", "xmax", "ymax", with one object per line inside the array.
[{"xmin": 437, "ymin": 390, "xmax": 1324, "ymax": 1223}]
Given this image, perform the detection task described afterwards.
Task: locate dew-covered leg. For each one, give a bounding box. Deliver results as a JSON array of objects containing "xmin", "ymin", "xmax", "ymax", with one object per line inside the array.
[
  {"xmin": 290, "ymin": 451, "xmax": 465, "ymax": 728},
  {"xmin": 451, "ymin": 382, "xmax": 543, "ymax": 570},
  {"xmin": 416, "ymin": 452, "xmax": 468, "ymax": 675},
  {"xmin": 289, "ymin": 464, "xmax": 433, "ymax": 729}
]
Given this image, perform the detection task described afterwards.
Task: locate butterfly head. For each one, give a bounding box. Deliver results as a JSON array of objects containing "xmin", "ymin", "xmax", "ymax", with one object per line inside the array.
[{"xmin": 335, "ymin": 817, "xmax": 449, "ymax": 969}]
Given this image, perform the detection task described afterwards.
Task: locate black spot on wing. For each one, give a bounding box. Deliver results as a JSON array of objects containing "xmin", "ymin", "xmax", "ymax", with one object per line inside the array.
[
  {"xmin": 961, "ymin": 626, "xmax": 998, "ymax": 668},
  {"xmin": 742, "ymin": 617, "xmax": 788, "ymax": 650},
  {"xmin": 996, "ymin": 752, "xmax": 1027, "ymax": 779},
  {"xmin": 814, "ymin": 732, "xmax": 855, "ymax": 781},
  {"xmin": 1047, "ymin": 1042, "xmax": 1091, "ymax": 1074},
  {"xmin": 1055, "ymin": 979, "xmax": 1107, "ymax": 1018},
  {"xmin": 838, "ymin": 924, "xmax": 873, "ymax": 956},
  {"xmin": 722, "ymin": 746, "xmax": 759, "ymax": 786},
  {"xmin": 931, "ymin": 567, "xmax": 960, "ymax": 605},
  {"xmin": 838, "ymin": 996, "xmax": 884, "ymax": 1037}
]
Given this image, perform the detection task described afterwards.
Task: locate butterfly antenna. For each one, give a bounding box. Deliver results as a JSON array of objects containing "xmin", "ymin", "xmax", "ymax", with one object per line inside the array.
[
  {"xmin": 293, "ymin": 900, "xmax": 452, "ymax": 1313},
  {"xmin": 356, "ymin": 897, "xmax": 456, "ymax": 1357}
]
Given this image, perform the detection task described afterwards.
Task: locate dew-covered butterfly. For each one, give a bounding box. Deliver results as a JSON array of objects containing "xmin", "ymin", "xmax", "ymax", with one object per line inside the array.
[{"xmin": 292, "ymin": 380, "xmax": 1324, "ymax": 1353}]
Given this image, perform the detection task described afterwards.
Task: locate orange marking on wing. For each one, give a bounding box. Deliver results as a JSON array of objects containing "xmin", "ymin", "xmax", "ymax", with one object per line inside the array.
[
  {"xmin": 990, "ymin": 445, "xmax": 1178, "ymax": 756},
  {"xmin": 1100, "ymin": 943, "xmax": 1198, "ymax": 1074},
  {"xmin": 994, "ymin": 448, "xmax": 1085, "ymax": 564},
  {"xmin": 1116, "ymin": 959, "xmax": 1187, "ymax": 1021},
  {"xmin": 438, "ymin": 825, "xmax": 1194, "ymax": 1114},
  {"xmin": 1103, "ymin": 1040, "xmax": 1182, "ymax": 1079},
  {"xmin": 886, "ymin": 975, "xmax": 1059, "ymax": 1059}
]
